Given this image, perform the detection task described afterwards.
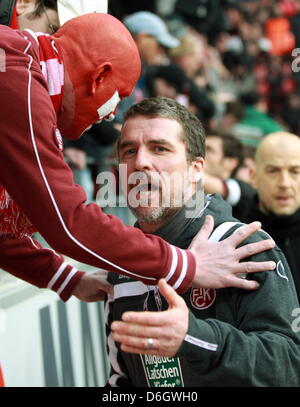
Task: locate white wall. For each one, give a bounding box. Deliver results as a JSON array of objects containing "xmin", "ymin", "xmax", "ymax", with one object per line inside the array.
[{"xmin": 0, "ymin": 281, "xmax": 109, "ymax": 387}]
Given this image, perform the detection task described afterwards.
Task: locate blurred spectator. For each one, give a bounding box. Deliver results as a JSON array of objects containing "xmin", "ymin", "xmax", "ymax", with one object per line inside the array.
[
  {"xmin": 108, "ymin": 0, "xmax": 157, "ymax": 20},
  {"xmin": 0, "ymin": 0, "xmax": 108, "ymax": 31},
  {"xmin": 219, "ymin": 100, "xmax": 245, "ymax": 133},
  {"xmin": 64, "ymin": 122, "xmax": 120, "ymax": 202},
  {"xmin": 169, "ymin": 33, "xmax": 204, "ymax": 79},
  {"xmin": 235, "ymin": 144, "xmax": 256, "ymax": 184},
  {"xmin": 222, "ymin": 92, "xmax": 284, "ymax": 146},
  {"xmin": 205, "ymin": 132, "xmax": 243, "ymax": 179},
  {"xmin": 174, "ymin": 0, "xmax": 227, "ymax": 44},
  {"xmin": 145, "ymin": 63, "xmax": 215, "ymax": 125},
  {"xmin": 248, "ymin": 131, "xmax": 300, "ymax": 300},
  {"xmin": 123, "ymin": 11, "xmax": 179, "ymax": 66},
  {"xmin": 282, "ymin": 93, "xmax": 300, "ymax": 135},
  {"xmin": 114, "ymin": 11, "xmax": 180, "ymax": 125},
  {"xmin": 204, "ymin": 132, "xmax": 256, "ymax": 220},
  {"xmin": 290, "ymin": 0, "xmax": 300, "ymax": 47},
  {"xmin": 265, "ymin": 9, "xmax": 295, "ymax": 56},
  {"xmin": 107, "ymin": 1, "xmax": 300, "ymax": 157},
  {"xmin": 221, "ymin": 50, "xmax": 257, "ymax": 97}
]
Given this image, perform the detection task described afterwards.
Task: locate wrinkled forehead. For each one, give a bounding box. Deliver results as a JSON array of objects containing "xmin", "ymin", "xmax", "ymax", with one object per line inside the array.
[
  {"xmin": 121, "ymin": 116, "xmax": 183, "ymax": 140},
  {"xmin": 259, "ymin": 145, "xmax": 300, "ymax": 169},
  {"xmin": 117, "ymin": 117, "xmax": 187, "ymax": 160}
]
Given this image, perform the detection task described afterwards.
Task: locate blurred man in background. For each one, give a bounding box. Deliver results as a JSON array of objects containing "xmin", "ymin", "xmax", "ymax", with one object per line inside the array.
[
  {"xmin": 248, "ymin": 131, "xmax": 300, "ymax": 300},
  {"xmin": 204, "ymin": 132, "xmax": 256, "ymax": 221}
]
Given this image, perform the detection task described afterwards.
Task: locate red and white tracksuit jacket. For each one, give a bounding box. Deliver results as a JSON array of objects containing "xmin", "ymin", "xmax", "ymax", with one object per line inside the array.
[{"xmin": 0, "ymin": 26, "xmax": 195, "ymax": 301}]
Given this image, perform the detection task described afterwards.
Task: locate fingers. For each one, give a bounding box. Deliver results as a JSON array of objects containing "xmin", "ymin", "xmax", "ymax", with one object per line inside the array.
[
  {"xmin": 222, "ymin": 276, "xmax": 260, "ymax": 290},
  {"xmin": 84, "ymin": 291, "xmax": 107, "ymax": 302},
  {"xmin": 111, "ymin": 320, "xmax": 180, "ymax": 357},
  {"xmin": 97, "ymin": 281, "xmax": 113, "ymax": 295},
  {"xmin": 235, "ymin": 260, "xmax": 276, "ymax": 273},
  {"xmin": 112, "ymin": 332, "xmax": 148, "ymax": 354},
  {"xmin": 121, "ymin": 309, "xmax": 169, "ymax": 326},
  {"xmin": 190, "ymin": 215, "xmax": 214, "ymax": 244},
  {"xmin": 118, "ymin": 337, "xmax": 163, "ymax": 356},
  {"xmin": 234, "ymin": 239, "xmax": 275, "ymax": 260},
  {"xmin": 111, "ymin": 321, "xmax": 163, "ymax": 355},
  {"xmin": 92, "ymin": 270, "xmax": 113, "ymax": 295},
  {"xmin": 157, "ymin": 279, "xmax": 183, "ymax": 308},
  {"xmin": 111, "ymin": 321, "xmax": 161, "ymax": 341},
  {"xmin": 228, "ymin": 221, "xmax": 263, "ymax": 246},
  {"xmin": 217, "ymin": 258, "xmax": 276, "ymax": 290}
]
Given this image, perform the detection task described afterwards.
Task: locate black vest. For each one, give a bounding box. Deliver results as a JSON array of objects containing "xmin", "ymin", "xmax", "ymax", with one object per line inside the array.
[{"xmin": 0, "ymin": 0, "xmax": 15, "ymax": 26}]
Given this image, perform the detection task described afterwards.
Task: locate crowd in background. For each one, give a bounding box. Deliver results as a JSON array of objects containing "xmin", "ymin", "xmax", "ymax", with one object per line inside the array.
[{"xmin": 64, "ymin": 0, "xmax": 300, "ymax": 203}]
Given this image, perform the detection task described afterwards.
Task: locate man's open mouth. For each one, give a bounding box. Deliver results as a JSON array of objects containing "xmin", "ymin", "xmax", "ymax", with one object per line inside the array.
[{"xmin": 134, "ymin": 183, "xmax": 159, "ymax": 193}]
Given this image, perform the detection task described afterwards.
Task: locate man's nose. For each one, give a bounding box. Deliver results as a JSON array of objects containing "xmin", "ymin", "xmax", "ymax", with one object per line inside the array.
[
  {"xmin": 278, "ymin": 171, "xmax": 292, "ymax": 188},
  {"xmin": 134, "ymin": 148, "xmax": 153, "ymax": 171}
]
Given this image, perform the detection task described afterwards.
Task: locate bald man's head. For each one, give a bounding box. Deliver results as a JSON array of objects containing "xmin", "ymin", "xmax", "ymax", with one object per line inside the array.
[
  {"xmin": 255, "ymin": 132, "xmax": 300, "ymax": 166},
  {"xmin": 252, "ymin": 132, "xmax": 300, "ymax": 215},
  {"xmin": 54, "ymin": 13, "xmax": 141, "ymax": 139}
]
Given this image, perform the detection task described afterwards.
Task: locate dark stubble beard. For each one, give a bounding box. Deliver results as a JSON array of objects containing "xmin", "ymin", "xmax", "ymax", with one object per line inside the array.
[{"xmin": 128, "ymin": 205, "xmax": 178, "ymax": 226}]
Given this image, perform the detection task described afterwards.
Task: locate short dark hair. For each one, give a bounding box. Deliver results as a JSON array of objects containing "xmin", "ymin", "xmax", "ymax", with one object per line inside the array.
[
  {"xmin": 224, "ymin": 101, "xmax": 244, "ymax": 121},
  {"xmin": 30, "ymin": 0, "xmax": 58, "ymax": 19},
  {"xmin": 122, "ymin": 96, "xmax": 206, "ymax": 161},
  {"xmin": 206, "ymin": 132, "xmax": 244, "ymax": 175}
]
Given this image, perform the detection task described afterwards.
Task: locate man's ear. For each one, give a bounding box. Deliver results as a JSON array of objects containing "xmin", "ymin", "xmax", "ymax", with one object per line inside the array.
[
  {"xmin": 250, "ymin": 166, "xmax": 258, "ymax": 189},
  {"xmin": 16, "ymin": 0, "xmax": 35, "ymax": 16},
  {"xmin": 191, "ymin": 157, "xmax": 205, "ymax": 183},
  {"xmin": 91, "ymin": 63, "xmax": 112, "ymax": 95}
]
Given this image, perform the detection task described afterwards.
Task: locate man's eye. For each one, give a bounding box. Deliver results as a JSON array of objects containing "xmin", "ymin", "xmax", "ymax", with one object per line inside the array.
[
  {"xmin": 266, "ymin": 168, "xmax": 278, "ymax": 174},
  {"xmin": 123, "ymin": 149, "xmax": 136, "ymax": 156},
  {"xmin": 154, "ymin": 146, "xmax": 167, "ymax": 152}
]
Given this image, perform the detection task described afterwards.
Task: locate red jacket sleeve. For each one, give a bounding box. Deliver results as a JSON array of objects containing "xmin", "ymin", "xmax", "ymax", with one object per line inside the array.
[
  {"xmin": 0, "ymin": 27, "xmax": 195, "ymax": 294},
  {"xmin": 0, "ymin": 235, "xmax": 84, "ymax": 301}
]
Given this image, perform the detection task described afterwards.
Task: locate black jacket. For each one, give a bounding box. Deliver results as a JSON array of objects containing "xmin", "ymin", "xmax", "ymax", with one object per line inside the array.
[
  {"xmin": 246, "ymin": 195, "xmax": 300, "ymax": 301},
  {"xmin": 106, "ymin": 194, "xmax": 300, "ymax": 387},
  {"xmin": 0, "ymin": 0, "xmax": 15, "ymax": 26}
]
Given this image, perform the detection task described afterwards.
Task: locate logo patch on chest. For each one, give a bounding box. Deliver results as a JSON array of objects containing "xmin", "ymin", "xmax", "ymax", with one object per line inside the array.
[
  {"xmin": 140, "ymin": 355, "xmax": 184, "ymax": 387},
  {"xmin": 53, "ymin": 127, "xmax": 63, "ymax": 151},
  {"xmin": 190, "ymin": 288, "xmax": 216, "ymax": 310}
]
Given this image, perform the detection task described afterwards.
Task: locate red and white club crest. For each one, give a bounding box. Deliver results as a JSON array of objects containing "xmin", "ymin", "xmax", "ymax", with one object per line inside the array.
[
  {"xmin": 190, "ymin": 288, "xmax": 216, "ymax": 310},
  {"xmin": 54, "ymin": 127, "xmax": 63, "ymax": 151}
]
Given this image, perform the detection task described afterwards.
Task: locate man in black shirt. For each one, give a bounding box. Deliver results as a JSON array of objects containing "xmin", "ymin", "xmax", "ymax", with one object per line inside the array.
[
  {"xmin": 107, "ymin": 99, "xmax": 300, "ymax": 387},
  {"xmin": 248, "ymin": 131, "xmax": 300, "ymax": 300}
]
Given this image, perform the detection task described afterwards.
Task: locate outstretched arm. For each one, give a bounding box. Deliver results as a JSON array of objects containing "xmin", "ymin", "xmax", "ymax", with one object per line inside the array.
[{"xmin": 0, "ymin": 235, "xmax": 112, "ymax": 302}]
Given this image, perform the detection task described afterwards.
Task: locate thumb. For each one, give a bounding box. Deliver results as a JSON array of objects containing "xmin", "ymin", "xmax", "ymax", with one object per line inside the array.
[
  {"xmin": 158, "ymin": 279, "xmax": 183, "ymax": 309},
  {"xmin": 189, "ymin": 215, "xmax": 214, "ymax": 246}
]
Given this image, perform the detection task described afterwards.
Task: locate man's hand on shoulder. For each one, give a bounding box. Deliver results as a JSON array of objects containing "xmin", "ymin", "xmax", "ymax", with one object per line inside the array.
[{"xmin": 189, "ymin": 216, "xmax": 276, "ymax": 290}]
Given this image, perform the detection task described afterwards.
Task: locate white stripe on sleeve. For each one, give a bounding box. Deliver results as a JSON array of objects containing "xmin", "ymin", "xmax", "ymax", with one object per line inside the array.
[
  {"xmin": 57, "ymin": 267, "xmax": 77, "ymax": 295},
  {"xmin": 165, "ymin": 245, "xmax": 178, "ymax": 282},
  {"xmin": 47, "ymin": 261, "xmax": 68, "ymax": 289},
  {"xmin": 184, "ymin": 334, "xmax": 218, "ymax": 351},
  {"xmin": 172, "ymin": 249, "xmax": 188, "ymax": 290}
]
